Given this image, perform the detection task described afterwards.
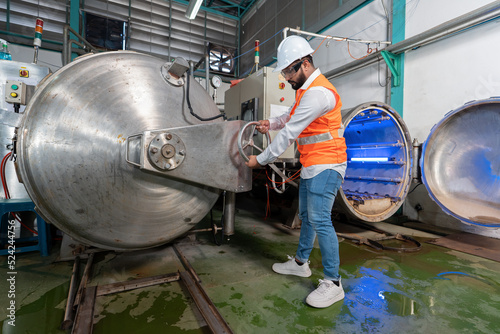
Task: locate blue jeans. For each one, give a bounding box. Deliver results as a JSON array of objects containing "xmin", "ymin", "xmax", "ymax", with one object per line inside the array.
[{"xmin": 296, "ymin": 169, "xmax": 342, "ymax": 281}]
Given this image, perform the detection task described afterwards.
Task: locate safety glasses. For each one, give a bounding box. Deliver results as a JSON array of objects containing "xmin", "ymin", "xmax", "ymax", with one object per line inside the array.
[{"xmin": 281, "ymin": 60, "xmax": 303, "ymax": 79}]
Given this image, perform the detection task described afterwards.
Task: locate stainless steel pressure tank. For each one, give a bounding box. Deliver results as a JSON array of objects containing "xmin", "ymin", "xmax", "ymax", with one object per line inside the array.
[{"xmin": 16, "ymin": 51, "xmax": 222, "ymax": 250}]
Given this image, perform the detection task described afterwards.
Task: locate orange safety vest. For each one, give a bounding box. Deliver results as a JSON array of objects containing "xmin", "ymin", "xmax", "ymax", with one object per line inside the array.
[{"xmin": 290, "ymin": 74, "xmax": 347, "ymax": 167}]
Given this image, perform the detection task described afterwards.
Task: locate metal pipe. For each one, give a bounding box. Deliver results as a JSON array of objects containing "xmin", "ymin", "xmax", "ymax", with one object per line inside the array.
[
  {"xmin": 271, "ymin": 162, "xmax": 287, "ymax": 194},
  {"xmin": 283, "ymin": 27, "xmax": 392, "ymax": 45},
  {"xmin": 68, "ymin": 40, "xmax": 88, "ymax": 50},
  {"xmin": 385, "ymin": 0, "xmax": 393, "ymax": 105},
  {"xmin": 348, "ymin": 160, "xmax": 405, "ymax": 166},
  {"xmin": 73, "ymin": 253, "xmax": 94, "ymax": 308},
  {"xmin": 60, "ymin": 256, "xmax": 80, "ymax": 330},
  {"xmin": 345, "ymin": 176, "xmax": 402, "ymax": 183},
  {"xmin": 168, "ymin": 0, "xmax": 172, "ymax": 59},
  {"xmin": 33, "ymin": 46, "xmax": 39, "ymax": 64},
  {"xmin": 237, "ymin": 14, "xmax": 241, "ymax": 77},
  {"xmin": 193, "ymin": 55, "xmax": 205, "ymax": 71},
  {"xmin": 62, "ymin": 25, "xmax": 98, "ymax": 66},
  {"xmin": 189, "ymin": 227, "xmax": 222, "ymax": 233},
  {"xmin": 96, "ymin": 273, "xmax": 180, "ymax": 296},
  {"xmin": 325, "ymin": 1, "xmax": 500, "ymax": 80},
  {"xmin": 390, "ymin": 1, "xmax": 500, "ymax": 54},
  {"xmin": 223, "ymin": 191, "xmax": 236, "ymax": 236},
  {"xmin": 282, "ymin": 27, "xmax": 289, "ymax": 39},
  {"xmin": 205, "ymin": 43, "xmax": 210, "ymax": 92},
  {"xmin": 346, "ymin": 142, "xmax": 403, "ymax": 148},
  {"xmin": 63, "ymin": 25, "xmax": 69, "ymax": 66},
  {"xmin": 0, "ymin": 30, "xmax": 63, "ymax": 46}
]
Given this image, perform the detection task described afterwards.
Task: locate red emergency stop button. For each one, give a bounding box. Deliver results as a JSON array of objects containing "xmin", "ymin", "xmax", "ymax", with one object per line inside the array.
[
  {"xmin": 279, "ymin": 82, "xmax": 285, "ymax": 90},
  {"xmin": 19, "ymin": 70, "xmax": 29, "ymax": 78}
]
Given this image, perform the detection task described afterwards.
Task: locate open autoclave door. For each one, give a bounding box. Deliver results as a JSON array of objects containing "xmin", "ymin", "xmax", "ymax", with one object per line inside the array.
[{"xmin": 337, "ymin": 99, "xmax": 500, "ymax": 227}]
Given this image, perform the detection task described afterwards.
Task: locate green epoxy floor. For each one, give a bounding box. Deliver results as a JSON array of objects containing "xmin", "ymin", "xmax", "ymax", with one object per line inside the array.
[{"xmin": 1, "ymin": 207, "xmax": 500, "ymax": 334}]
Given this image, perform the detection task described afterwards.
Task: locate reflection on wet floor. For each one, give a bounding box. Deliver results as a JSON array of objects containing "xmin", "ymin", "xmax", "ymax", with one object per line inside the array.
[{"xmin": 1, "ymin": 208, "xmax": 500, "ymax": 333}]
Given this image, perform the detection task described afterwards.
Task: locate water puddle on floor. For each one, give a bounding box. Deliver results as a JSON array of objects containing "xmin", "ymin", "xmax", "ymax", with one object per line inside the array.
[
  {"xmin": 1, "ymin": 282, "xmax": 68, "ymax": 333},
  {"xmin": 333, "ymin": 243, "xmax": 500, "ymax": 333}
]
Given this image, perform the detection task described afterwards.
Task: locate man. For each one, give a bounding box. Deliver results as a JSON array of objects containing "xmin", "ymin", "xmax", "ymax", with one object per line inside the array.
[{"xmin": 245, "ymin": 35, "xmax": 347, "ymax": 308}]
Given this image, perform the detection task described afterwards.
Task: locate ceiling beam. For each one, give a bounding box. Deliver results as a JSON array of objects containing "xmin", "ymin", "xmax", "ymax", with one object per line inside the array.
[
  {"xmin": 239, "ymin": 0, "xmax": 257, "ymax": 18},
  {"xmin": 216, "ymin": 0, "xmax": 245, "ymax": 10}
]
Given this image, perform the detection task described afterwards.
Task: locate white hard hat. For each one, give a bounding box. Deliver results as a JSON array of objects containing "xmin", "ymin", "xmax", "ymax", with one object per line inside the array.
[{"xmin": 273, "ymin": 35, "xmax": 314, "ymax": 73}]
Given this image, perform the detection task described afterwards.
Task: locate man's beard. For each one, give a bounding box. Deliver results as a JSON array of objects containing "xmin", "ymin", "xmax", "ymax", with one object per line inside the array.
[{"xmin": 288, "ymin": 71, "xmax": 307, "ymax": 90}]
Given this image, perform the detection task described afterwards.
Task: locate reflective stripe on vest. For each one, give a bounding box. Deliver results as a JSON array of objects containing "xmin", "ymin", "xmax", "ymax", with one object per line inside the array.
[
  {"xmin": 297, "ymin": 132, "xmax": 333, "ymax": 145},
  {"xmin": 297, "ymin": 123, "xmax": 345, "ymax": 145}
]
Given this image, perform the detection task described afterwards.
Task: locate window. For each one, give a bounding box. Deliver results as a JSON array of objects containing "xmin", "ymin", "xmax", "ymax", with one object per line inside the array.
[{"xmin": 84, "ymin": 12, "xmax": 127, "ymax": 50}]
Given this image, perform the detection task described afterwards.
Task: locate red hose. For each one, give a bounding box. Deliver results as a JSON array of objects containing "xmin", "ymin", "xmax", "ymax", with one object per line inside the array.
[
  {"xmin": 1, "ymin": 152, "xmax": 11, "ymax": 199},
  {"xmin": 1, "ymin": 152, "xmax": 38, "ymax": 235}
]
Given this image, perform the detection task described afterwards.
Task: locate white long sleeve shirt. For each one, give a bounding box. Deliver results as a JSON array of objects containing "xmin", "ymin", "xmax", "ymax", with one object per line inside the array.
[{"xmin": 256, "ymin": 69, "xmax": 347, "ymax": 179}]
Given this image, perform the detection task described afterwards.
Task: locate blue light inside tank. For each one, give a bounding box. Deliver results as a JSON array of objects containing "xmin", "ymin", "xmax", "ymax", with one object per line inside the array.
[
  {"xmin": 343, "ymin": 107, "xmax": 409, "ymax": 202},
  {"xmin": 351, "ymin": 157, "xmax": 389, "ymax": 162}
]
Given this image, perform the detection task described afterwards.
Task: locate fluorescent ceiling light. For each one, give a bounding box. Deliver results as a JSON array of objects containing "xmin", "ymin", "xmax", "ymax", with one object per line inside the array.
[{"xmin": 185, "ymin": 0, "xmax": 203, "ymax": 20}]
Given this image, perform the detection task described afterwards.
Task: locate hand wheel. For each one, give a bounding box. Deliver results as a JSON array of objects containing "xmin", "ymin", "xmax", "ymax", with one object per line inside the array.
[{"xmin": 237, "ymin": 121, "xmax": 271, "ymax": 162}]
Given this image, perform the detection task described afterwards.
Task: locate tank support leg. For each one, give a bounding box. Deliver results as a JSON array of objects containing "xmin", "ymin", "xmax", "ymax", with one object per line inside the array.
[{"xmin": 223, "ymin": 191, "xmax": 236, "ymax": 237}]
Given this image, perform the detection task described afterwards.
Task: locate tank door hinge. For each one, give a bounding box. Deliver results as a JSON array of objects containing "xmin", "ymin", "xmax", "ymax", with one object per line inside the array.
[
  {"xmin": 126, "ymin": 121, "xmax": 252, "ymax": 193},
  {"xmin": 412, "ymin": 138, "xmax": 422, "ymax": 183}
]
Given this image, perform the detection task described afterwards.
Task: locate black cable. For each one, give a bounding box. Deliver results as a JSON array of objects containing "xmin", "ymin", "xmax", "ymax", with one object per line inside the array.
[
  {"xmin": 377, "ymin": 59, "xmax": 389, "ymax": 87},
  {"xmin": 408, "ymin": 183, "xmax": 422, "ymax": 195},
  {"xmin": 186, "ymin": 71, "xmax": 225, "ymax": 121}
]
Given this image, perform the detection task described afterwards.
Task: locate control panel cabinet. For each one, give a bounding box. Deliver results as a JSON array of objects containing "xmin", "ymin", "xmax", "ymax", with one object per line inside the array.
[{"xmin": 225, "ymin": 67, "xmax": 297, "ymax": 161}]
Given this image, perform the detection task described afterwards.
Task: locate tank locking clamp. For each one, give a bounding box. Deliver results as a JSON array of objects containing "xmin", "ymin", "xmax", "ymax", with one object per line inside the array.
[{"xmin": 162, "ymin": 57, "xmax": 189, "ymax": 87}]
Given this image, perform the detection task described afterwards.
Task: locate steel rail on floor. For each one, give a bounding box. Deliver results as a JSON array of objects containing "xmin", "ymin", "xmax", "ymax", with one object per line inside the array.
[
  {"xmin": 336, "ymin": 219, "xmax": 422, "ymax": 253},
  {"xmin": 63, "ymin": 245, "xmax": 233, "ymax": 334}
]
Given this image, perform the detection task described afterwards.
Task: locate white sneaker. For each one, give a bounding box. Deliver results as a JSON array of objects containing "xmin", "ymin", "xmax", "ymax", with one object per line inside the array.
[
  {"xmin": 306, "ymin": 278, "xmax": 345, "ymax": 308},
  {"xmin": 272, "ymin": 255, "xmax": 312, "ymax": 277}
]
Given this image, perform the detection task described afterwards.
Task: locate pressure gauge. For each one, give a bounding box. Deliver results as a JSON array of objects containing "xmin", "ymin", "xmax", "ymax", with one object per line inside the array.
[{"xmin": 211, "ymin": 75, "xmax": 222, "ymax": 88}]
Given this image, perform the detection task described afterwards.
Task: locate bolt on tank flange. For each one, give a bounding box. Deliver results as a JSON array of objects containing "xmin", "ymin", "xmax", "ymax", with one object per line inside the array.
[{"xmin": 147, "ymin": 132, "xmax": 186, "ymax": 171}]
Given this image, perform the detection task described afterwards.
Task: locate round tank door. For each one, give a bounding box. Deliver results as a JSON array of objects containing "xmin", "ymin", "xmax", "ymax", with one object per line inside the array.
[
  {"xmin": 420, "ymin": 98, "xmax": 500, "ymax": 227},
  {"xmin": 336, "ymin": 102, "xmax": 413, "ymax": 222}
]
